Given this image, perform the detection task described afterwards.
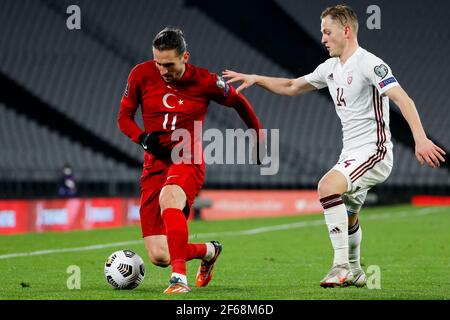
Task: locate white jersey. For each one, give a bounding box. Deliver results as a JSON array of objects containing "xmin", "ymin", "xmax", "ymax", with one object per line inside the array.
[{"xmin": 305, "ymin": 47, "xmax": 399, "ymax": 153}]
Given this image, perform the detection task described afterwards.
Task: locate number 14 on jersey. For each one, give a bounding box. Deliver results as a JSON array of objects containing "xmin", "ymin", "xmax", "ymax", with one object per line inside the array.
[{"xmin": 336, "ymin": 88, "xmax": 346, "ymax": 107}]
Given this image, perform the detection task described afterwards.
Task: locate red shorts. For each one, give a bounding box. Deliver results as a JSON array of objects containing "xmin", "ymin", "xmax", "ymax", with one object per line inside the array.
[{"xmin": 139, "ymin": 163, "xmax": 205, "ymax": 237}]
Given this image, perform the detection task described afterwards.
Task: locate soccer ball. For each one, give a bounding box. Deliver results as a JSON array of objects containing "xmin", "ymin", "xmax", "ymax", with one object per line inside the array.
[{"xmin": 104, "ymin": 249, "xmax": 145, "ymax": 289}]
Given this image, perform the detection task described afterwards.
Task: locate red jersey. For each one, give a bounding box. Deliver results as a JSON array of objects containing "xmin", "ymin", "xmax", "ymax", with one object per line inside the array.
[{"xmin": 118, "ymin": 60, "xmax": 261, "ymax": 171}]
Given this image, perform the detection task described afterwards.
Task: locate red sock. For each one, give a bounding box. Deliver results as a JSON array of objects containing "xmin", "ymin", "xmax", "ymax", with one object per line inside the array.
[
  {"xmin": 186, "ymin": 243, "xmax": 207, "ymax": 261},
  {"xmin": 162, "ymin": 208, "xmax": 188, "ymax": 275}
]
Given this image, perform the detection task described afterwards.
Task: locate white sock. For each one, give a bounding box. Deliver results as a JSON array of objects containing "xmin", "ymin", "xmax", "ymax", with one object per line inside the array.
[
  {"xmin": 348, "ymin": 222, "xmax": 362, "ymax": 274},
  {"xmin": 204, "ymin": 242, "xmax": 215, "ymax": 261},
  {"xmin": 171, "ymin": 272, "xmax": 187, "ymax": 284},
  {"xmin": 320, "ymin": 194, "xmax": 349, "ymax": 266}
]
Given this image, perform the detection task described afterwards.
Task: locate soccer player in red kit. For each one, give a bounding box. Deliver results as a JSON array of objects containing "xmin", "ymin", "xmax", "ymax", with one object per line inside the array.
[{"xmin": 118, "ymin": 27, "xmax": 263, "ymax": 294}]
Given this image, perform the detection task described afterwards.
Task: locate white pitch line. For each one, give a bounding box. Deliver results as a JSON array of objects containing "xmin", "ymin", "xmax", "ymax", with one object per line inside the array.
[
  {"xmin": 0, "ymin": 240, "xmax": 143, "ymax": 260},
  {"xmin": 0, "ymin": 207, "xmax": 444, "ymax": 260}
]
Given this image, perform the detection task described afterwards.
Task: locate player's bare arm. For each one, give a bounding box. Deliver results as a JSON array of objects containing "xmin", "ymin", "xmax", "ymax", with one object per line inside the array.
[
  {"xmin": 222, "ymin": 70, "xmax": 316, "ymax": 96},
  {"xmin": 385, "ymin": 86, "xmax": 446, "ymax": 168}
]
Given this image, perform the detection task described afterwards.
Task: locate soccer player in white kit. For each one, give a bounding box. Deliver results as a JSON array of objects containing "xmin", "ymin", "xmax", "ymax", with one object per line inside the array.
[{"xmin": 223, "ymin": 4, "xmax": 446, "ymax": 287}]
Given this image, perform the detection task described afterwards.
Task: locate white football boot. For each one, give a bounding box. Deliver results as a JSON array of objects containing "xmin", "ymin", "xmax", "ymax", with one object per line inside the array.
[
  {"xmin": 347, "ymin": 269, "xmax": 367, "ymax": 287},
  {"xmin": 320, "ymin": 263, "xmax": 354, "ymax": 288}
]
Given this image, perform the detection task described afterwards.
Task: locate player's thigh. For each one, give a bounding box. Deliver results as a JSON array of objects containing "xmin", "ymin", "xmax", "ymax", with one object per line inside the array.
[
  {"xmin": 339, "ymin": 148, "xmax": 393, "ymax": 214},
  {"xmin": 143, "ymin": 235, "xmax": 170, "ymax": 266},
  {"xmin": 140, "ymin": 169, "xmax": 167, "ymax": 237},
  {"xmin": 332, "ymin": 148, "xmax": 392, "ymax": 193},
  {"xmin": 351, "ymin": 149, "xmax": 393, "ymax": 191},
  {"xmin": 160, "ymin": 163, "xmax": 204, "ymax": 212},
  {"xmin": 318, "ymin": 169, "xmax": 348, "ymax": 198}
]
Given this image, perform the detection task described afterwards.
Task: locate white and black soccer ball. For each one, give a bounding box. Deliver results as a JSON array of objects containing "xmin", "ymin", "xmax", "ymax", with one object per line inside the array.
[{"xmin": 104, "ymin": 249, "xmax": 145, "ymax": 289}]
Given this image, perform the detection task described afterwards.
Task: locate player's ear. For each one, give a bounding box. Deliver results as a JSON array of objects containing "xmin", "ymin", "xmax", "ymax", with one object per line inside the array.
[
  {"xmin": 344, "ymin": 25, "xmax": 351, "ymax": 38},
  {"xmin": 182, "ymin": 51, "xmax": 190, "ymax": 63}
]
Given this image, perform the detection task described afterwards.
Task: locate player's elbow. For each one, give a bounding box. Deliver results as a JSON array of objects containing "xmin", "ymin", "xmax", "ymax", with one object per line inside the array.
[
  {"xmin": 286, "ymin": 80, "xmax": 298, "ymax": 96},
  {"xmin": 117, "ymin": 112, "xmax": 128, "ymax": 134},
  {"xmin": 285, "ymin": 79, "xmax": 306, "ymax": 97},
  {"xmin": 117, "ymin": 117, "xmax": 125, "ymax": 134},
  {"xmin": 393, "ymin": 94, "xmax": 415, "ymax": 111},
  {"xmin": 117, "ymin": 116, "xmax": 134, "ymax": 142}
]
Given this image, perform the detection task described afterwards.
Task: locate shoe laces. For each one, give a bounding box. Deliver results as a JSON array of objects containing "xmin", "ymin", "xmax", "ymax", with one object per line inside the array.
[
  {"xmin": 199, "ymin": 261, "xmax": 210, "ymax": 273},
  {"xmin": 169, "ymin": 276, "xmax": 183, "ymax": 285}
]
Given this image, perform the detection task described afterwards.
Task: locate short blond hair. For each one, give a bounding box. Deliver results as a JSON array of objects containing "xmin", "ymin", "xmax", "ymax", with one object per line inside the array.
[{"xmin": 321, "ymin": 4, "xmax": 358, "ymax": 34}]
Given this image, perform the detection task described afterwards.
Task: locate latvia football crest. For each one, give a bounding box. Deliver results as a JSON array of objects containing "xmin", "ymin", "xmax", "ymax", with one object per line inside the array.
[{"xmin": 347, "ymin": 72, "xmax": 353, "ymax": 85}]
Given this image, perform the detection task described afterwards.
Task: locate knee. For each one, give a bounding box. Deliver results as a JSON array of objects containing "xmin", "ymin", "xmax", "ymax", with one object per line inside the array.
[
  {"xmin": 147, "ymin": 248, "xmax": 170, "ymax": 268},
  {"xmin": 348, "ymin": 213, "xmax": 359, "ymax": 228},
  {"xmin": 151, "ymin": 258, "xmax": 170, "ymax": 268},
  {"xmin": 159, "ymin": 190, "xmax": 175, "ymax": 210},
  {"xmin": 317, "ymin": 177, "xmax": 338, "ymax": 199},
  {"xmin": 317, "ymin": 172, "xmax": 347, "ymax": 199},
  {"xmin": 159, "ymin": 186, "xmax": 186, "ymax": 211}
]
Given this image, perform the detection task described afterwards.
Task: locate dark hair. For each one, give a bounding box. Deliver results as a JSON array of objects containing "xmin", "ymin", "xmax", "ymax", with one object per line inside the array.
[
  {"xmin": 321, "ymin": 4, "xmax": 359, "ymax": 34},
  {"xmin": 152, "ymin": 27, "xmax": 187, "ymax": 56}
]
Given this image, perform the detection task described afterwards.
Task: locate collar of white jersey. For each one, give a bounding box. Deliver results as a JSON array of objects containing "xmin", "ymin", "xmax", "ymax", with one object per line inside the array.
[{"xmin": 339, "ymin": 46, "xmax": 363, "ymax": 67}]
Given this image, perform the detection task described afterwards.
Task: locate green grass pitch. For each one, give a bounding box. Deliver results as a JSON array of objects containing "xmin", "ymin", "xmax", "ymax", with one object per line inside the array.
[{"xmin": 0, "ymin": 205, "xmax": 449, "ymax": 300}]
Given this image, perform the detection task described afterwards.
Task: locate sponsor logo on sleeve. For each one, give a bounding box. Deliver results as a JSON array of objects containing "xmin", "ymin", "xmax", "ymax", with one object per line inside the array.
[
  {"xmin": 379, "ymin": 76, "xmax": 397, "ymax": 88},
  {"xmin": 216, "ymin": 75, "xmax": 230, "ymax": 96},
  {"xmin": 123, "ymin": 83, "xmax": 129, "ymax": 97}
]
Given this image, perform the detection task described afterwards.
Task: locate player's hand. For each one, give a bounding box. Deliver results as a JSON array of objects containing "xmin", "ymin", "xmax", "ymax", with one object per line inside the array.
[
  {"xmin": 138, "ymin": 132, "xmax": 172, "ymax": 159},
  {"xmin": 415, "ymin": 137, "xmax": 446, "ymax": 168},
  {"xmin": 222, "ymin": 70, "xmax": 256, "ymax": 93}
]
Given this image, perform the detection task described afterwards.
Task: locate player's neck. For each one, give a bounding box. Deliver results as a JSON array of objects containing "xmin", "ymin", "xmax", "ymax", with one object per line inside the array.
[
  {"xmin": 176, "ymin": 64, "xmax": 187, "ymax": 82},
  {"xmin": 339, "ymin": 42, "xmax": 359, "ymax": 65}
]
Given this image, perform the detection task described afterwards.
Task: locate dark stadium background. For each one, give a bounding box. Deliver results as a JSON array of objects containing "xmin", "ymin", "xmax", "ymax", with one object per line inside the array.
[{"xmin": 0, "ymin": 0, "xmax": 449, "ymax": 212}]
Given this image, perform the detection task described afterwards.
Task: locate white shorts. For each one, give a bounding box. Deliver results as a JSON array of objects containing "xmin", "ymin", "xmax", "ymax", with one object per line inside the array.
[{"xmin": 331, "ymin": 146, "xmax": 393, "ymax": 215}]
